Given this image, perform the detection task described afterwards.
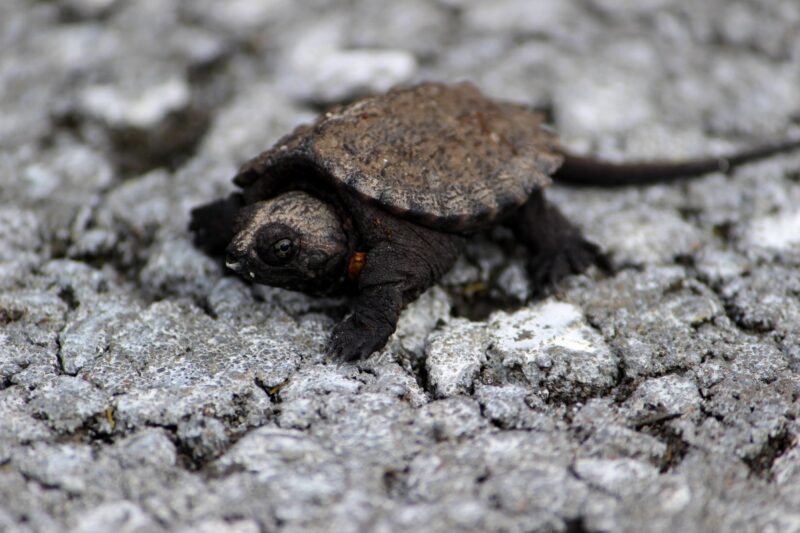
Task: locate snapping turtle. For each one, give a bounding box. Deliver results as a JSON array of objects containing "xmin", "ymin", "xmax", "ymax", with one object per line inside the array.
[{"xmin": 190, "ymin": 81, "xmax": 800, "ymax": 361}]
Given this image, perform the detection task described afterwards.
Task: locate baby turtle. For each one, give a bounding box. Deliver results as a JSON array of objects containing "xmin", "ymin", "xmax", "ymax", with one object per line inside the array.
[{"xmin": 190, "ymin": 82, "xmax": 800, "ymax": 361}]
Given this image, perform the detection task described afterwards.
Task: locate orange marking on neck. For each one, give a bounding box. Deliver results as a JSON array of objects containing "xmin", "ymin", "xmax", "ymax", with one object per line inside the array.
[{"xmin": 347, "ymin": 252, "xmax": 367, "ymax": 281}]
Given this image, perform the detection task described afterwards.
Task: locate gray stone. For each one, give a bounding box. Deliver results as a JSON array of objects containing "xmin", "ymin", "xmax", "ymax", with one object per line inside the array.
[
  {"xmin": 28, "ymin": 376, "xmax": 110, "ymax": 433},
  {"xmin": 425, "ymin": 319, "xmax": 487, "ymax": 398},
  {"xmin": 0, "ymin": 206, "xmax": 42, "ymax": 262},
  {"xmin": 493, "ymin": 261, "xmax": 531, "ymax": 302},
  {"xmin": 390, "ymin": 286, "xmax": 452, "ymax": 357},
  {"xmin": 3, "ymin": 0, "xmax": 800, "ymax": 531},
  {"xmin": 474, "ymin": 384, "xmax": 555, "ymax": 430},
  {"xmin": 573, "ymin": 399, "xmax": 669, "ymax": 464},
  {"xmin": 625, "ymin": 374, "xmax": 702, "ymax": 420},
  {"xmin": 19, "ymin": 142, "xmax": 114, "ymax": 215},
  {"xmin": 595, "ymin": 205, "xmax": 706, "ymax": 266},
  {"xmin": 175, "ymin": 519, "xmax": 260, "ymax": 533},
  {"xmin": 747, "ymin": 209, "xmax": 800, "ymax": 251},
  {"xmin": 347, "ymin": 0, "xmax": 450, "ymax": 59},
  {"xmin": 279, "ymin": 19, "xmax": 417, "ymax": 104},
  {"xmin": 58, "ymin": 0, "xmax": 119, "ymax": 20},
  {"xmin": 58, "ymin": 296, "xmax": 142, "ymax": 376},
  {"xmin": 0, "ymin": 387, "xmax": 54, "ymax": 443},
  {"xmin": 214, "ymin": 426, "xmax": 330, "ymax": 474},
  {"xmin": 72, "ymin": 501, "xmax": 162, "ymax": 533},
  {"xmin": 464, "ymin": 0, "xmax": 582, "ymax": 38},
  {"xmin": 415, "ymin": 397, "xmax": 487, "ymax": 442},
  {"xmin": 139, "ymin": 236, "xmax": 219, "ymax": 300},
  {"xmin": 111, "ymin": 428, "xmax": 178, "ymax": 469},
  {"xmin": 573, "ymin": 267, "xmax": 725, "ymax": 377},
  {"xmin": 180, "ymin": 0, "xmax": 296, "ymax": 35},
  {"xmin": 359, "ymin": 362, "xmax": 428, "ymax": 407},
  {"xmin": 13, "ymin": 442, "xmax": 117, "ymax": 496},
  {"xmin": 78, "ymin": 79, "xmax": 191, "ymax": 132},
  {"xmin": 191, "ymin": 82, "xmax": 311, "ymax": 170},
  {"xmin": 177, "ymin": 416, "xmax": 230, "ymax": 462},
  {"xmin": 485, "ymin": 302, "xmax": 618, "ymax": 400}
]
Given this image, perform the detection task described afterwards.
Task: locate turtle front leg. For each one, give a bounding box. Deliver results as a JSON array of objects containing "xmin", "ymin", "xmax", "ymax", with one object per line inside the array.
[
  {"xmin": 189, "ymin": 193, "xmax": 245, "ymax": 256},
  {"xmin": 328, "ymin": 229, "xmax": 463, "ymax": 362}
]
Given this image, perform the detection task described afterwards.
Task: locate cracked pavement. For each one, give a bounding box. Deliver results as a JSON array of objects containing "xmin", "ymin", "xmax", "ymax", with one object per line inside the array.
[{"xmin": 1, "ymin": 0, "xmax": 800, "ymax": 531}]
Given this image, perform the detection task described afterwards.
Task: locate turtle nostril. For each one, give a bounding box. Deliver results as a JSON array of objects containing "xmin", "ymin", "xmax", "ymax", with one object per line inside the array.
[{"xmin": 225, "ymin": 246, "xmax": 242, "ymax": 271}]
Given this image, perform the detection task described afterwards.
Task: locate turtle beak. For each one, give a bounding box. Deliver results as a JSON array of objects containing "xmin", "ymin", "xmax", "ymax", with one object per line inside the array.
[
  {"xmin": 225, "ymin": 244, "xmax": 245, "ymax": 273},
  {"xmin": 225, "ymin": 244, "xmax": 259, "ymax": 280}
]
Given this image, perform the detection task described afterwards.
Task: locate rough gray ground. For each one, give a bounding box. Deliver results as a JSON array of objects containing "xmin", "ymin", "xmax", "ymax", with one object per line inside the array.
[{"xmin": 2, "ymin": 0, "xmax": 800, "ymax": 531}]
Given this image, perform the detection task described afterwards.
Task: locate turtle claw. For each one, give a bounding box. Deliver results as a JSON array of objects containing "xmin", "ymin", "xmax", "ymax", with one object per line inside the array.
[
  {"xmin": 327, "ymin": 315, "xmax": 389, "ymax": 363},
  {"xmin": 527, "ymin": 236, "xmax": 605, "ymax": 296}
]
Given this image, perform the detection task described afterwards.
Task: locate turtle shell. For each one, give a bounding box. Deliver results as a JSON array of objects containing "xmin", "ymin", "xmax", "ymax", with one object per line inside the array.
[{"xmin": 233, "ymin": 82, "xmax": 563, "ymax": 232}]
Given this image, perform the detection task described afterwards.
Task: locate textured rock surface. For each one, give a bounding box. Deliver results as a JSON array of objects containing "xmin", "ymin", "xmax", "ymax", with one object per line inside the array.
[{"xmin": 2, "ymin": 0, "xmax": 800, "ymax": 531}]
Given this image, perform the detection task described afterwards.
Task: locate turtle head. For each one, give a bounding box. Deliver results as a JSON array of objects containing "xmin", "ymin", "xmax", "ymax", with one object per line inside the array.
[{"xmin": 225, "ymin": 191, "xmax": 349, "ymax": 294}]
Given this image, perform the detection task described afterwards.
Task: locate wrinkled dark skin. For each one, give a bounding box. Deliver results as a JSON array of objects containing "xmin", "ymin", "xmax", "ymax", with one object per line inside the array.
[{"xmin": 189, "ymin": 82, "xmax": 800, "ymax": 362}]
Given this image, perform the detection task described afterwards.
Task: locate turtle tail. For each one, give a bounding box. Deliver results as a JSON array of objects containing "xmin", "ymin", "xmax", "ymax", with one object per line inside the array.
[{"xmin": 553, "ymin": 137, "xmax": 800, "ymax": 186}]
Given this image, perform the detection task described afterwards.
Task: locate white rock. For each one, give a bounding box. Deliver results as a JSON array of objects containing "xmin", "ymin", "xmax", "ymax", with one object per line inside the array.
[
  {"xmin": 626, "ymin": 374, "xmax": 702, "ymax": 417},
  {"xmin": 72, "ymin": 500, "xmax": 160, "ymax": 533},
  {"xmin": 79, "ymin": 78, "xmax": 190, "ymax": 129},
  {"xmin": 486, "ymin": 301, "xmax": 617, "ymax": 395},
  {"xmin": 281, "ymin": 21, "xmax": 417, "ymax": 104},
  {"xmin": 176, "ymin": 519, "xmax": 260, "ymax": 533},
  {"xmin": 393, "ymin": 286, "xmax": 452, "ymax": 356},
  {"xmin": 573, "ymin": 457, "xmax": 659, "ymax": 497},
  {"xmin": 745, "ymin": 209, "xmax": 800, "ymax": 251},
  {"xmin": 425, "ymin": 319, "xmax": 488, "ymax": 398}
]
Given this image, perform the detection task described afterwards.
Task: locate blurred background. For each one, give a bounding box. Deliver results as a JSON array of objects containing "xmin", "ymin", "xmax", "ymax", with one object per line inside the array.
[
  {"xmin": 2, "ymin": 2, "xmax": 800, "ymax": 532},
  {"xmin": 4, "ymin": 0, "xmax": 800, "ymax": 165}
]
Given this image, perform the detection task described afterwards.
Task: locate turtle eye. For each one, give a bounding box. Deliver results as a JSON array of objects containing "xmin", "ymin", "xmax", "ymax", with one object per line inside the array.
[
  {"xmin": 272, "ymin": 238, "xmax": 295, "ymax": 259},
  {"xmin": 255, "ymin": 225, "xmax": 299, "ymax": 265}
]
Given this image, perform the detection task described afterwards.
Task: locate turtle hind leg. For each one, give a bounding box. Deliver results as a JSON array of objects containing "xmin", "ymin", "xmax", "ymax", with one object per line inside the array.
[
  {"xmin": 188, "ymin": 193, "xmax": 244, "ymax": 256},
  {"xmin": 510, "ymin": 190, "xmax": 606, "ymax": 293}
]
